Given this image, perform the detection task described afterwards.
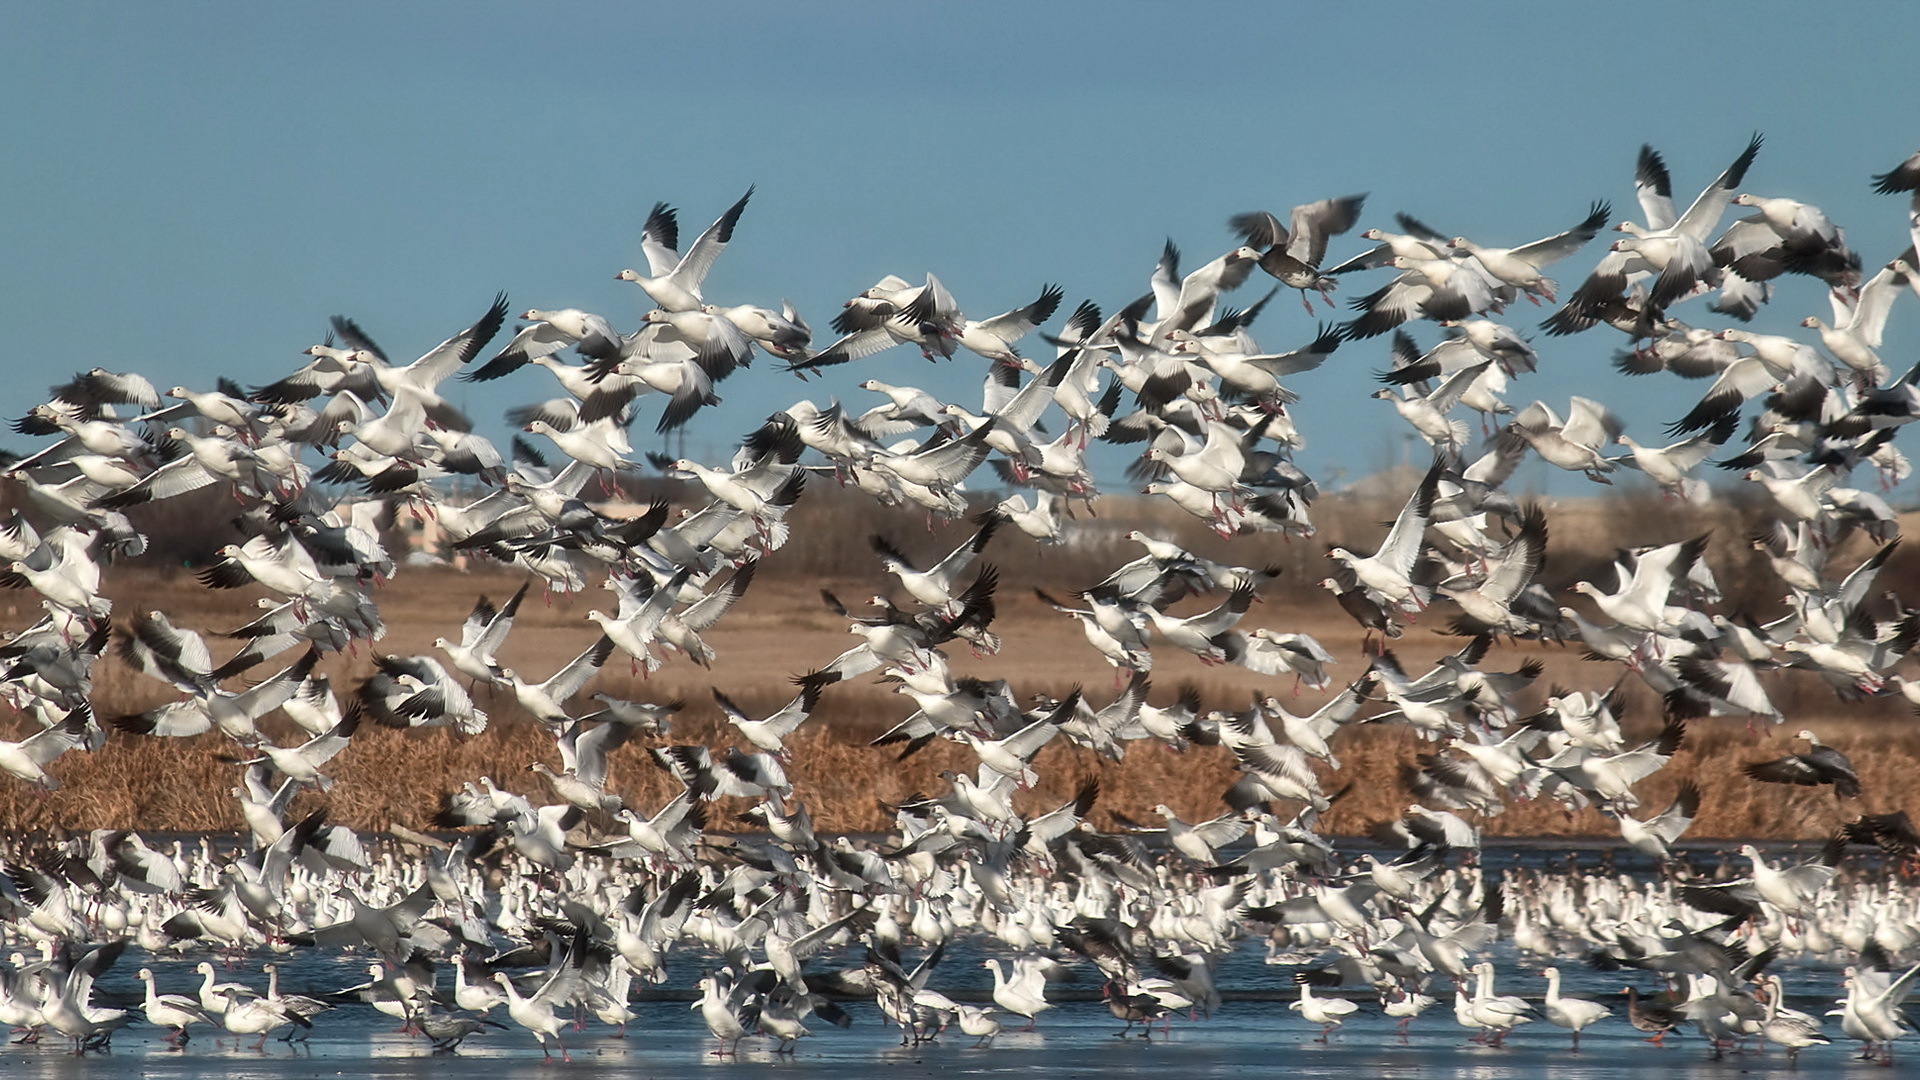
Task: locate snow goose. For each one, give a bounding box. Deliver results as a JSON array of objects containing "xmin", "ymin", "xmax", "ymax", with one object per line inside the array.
[
  {"xmin": 1436, "ymin": 504, "xmax": 1548, "ymax": 633},
  {"xmin": 327, "ymin": 293, "xmax": 509, "ymax": 409},
  {"xmin": 869, "ymin": 420, "xmax": 999, "ymax": 493},
  {"xmin": 1539, "ymin": 716, "xmax": 1685, "ymax": 812},
  {"xmin": 522, "ymin": 416, "xmax": 637, "ymax": 472},
  {"xmin": 434, "ymin": 582, "xmax": 527, "ymax": 687},
  {"xmin": 1325, "ymin": 213, "xmax": 1450, "ymax": 276},
  {"xmin": 594, "ymin": 788, "xmax": 705, "ymax": 865},
  {"xmin": 706, "ymin": 299, "xmax": 811, "ymax": 360},
  {"xmin": 498, "ymin": 635, "xmax": 612, "ymax": 728},
  {"xmin": 794, "ymin": 273, "xmax": 963, "ymax": 371},
  {"xmin": 615, "ymin": 188, "xmax": 752, "ymax": 313},
  {"xmin": 993, "ymin": 489, "xmax": 1064, "ymax": 544},
  {"xmin": 1142, "ymin": 582, "xmax": 1257, "ymax": 664},
  {"xmin": 1742, "ymin": 842, "xmax": 1838, "ymax": 919},
  {"xmin": 1230, "ymin": 194, "xmax": 1368, "ymax": 312},
  {"xmin": 714, "ymin": 683, "xmax": 820, "ymax": 760},
  {"xmin": 1558, "ymin": 135, "xmax": 1762, "ymax": 328},
  {"xmin": 136, "ymin": 967, "xmax": 211, "ymax": 1045},
  {"xmin": 1465, "ymin": 961, "xmax": 1533, "ymax": 1045},
  {"xmin": 952, "ymin": 692, "xmax": 1075, "ymax": 788},
  {"xmin": 496, "ymin": 958, "xmax": 579, "ymax": 1061},
  {"xmin": 1341, "ymin": 253, "xmax": 1505, "ymax": 340},
  {"xmin": 1760, "ymin": 975, "xmax": 1829, "ymax": 1064},
  {"xmin": 1235, "ymin": 629, "xmax": 1339, "ymax": 691},
  {"xmin": 871, "ymin": 513, "xmax": 998, "ymax": 609},
  {"xmin": 1803, "ymin": 262, "xmax": 1904, "ymax": 385},
  {"xmin": 1290, "ymin": 980, "xmax": 1360, "ymax": 1040},
  {"xmin": 0, "ymin": 708, "xmax": 92, "ymax": 789},
  {"xmin": 694, "ymin": 969, "xmax": 767, "ymax": 1056},
  {"xmin": 38, "ymin": 945, "xmax": 133, "ymax": 1053},
  {"xmin": 356, "ymin": 653, "xmax": 488, "ymax": 734},
  {"xmin": 1541, "ymin": 965, "xmax": 1610, "ymax": 1048},
  {"xmin": 1569, "ymin": 532, "xmax": 1710, "ymax": 636},
  {"xmin": 954, "ymin": 283, "xmax": 1063, "ymax": 363},
  {"xmin": 1182, "ymin": 323, "xmax": 1341, "ymax": 409},
  {"xmin": 464, "ymin": 308, "xmax": 618, "ymax": 382},
  {"xmin": 241, "ymin": 706, "xmax": 358, "ymax": 791},
  {"xmin": 981, "ymin": 958, "xmax": 1056, "ymax": 1030},
  {"xmin": 653, "ymin": 744, "xmax": 789, "ymax": 800},
  {"xmin": 1743, "ymin": 729, "xmax": 1860, "ymax": 798},
  {"xmin": 1152, "ymin": 803, "xmax": 1250, "ymax": 866},
  {"xmin": 1448, "ymin": 201, "xmax": 1611, "ymax": 304},
  {"xmin": 1832, "ymin": 954, "xmax": 1920, "ymax": 1064},
  {"xmin": 1372, "ymin": 360, "xmax": 1487, "ymax": 451},
  {"xmin": 110, "ymin": 648, "xmax": 318, "ymax": 743},
  {"xmin": 1612, "ymin": 412, "xmax": 1736, "ymax": 501},
  {"xmin": 1325, "ymin": 457, "xmax": 1442, "ymax": 613},
  {"xmin": 1034, "ymin": 588, "xmax": 1152, "ymax": 674},
  {"xmin": 1612, "ymin": 781, "xmax": 1700, "ymax": 860},
  {"xmin": 1510, "ymin": 397, "xmax": 1624, "ymax": 481}
]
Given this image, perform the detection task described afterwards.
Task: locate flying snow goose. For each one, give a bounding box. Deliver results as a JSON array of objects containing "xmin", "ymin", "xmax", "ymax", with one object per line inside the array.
[
  {"xmin": 1612, "ymin": 412, "xmax": 1737, "ymax": 500},
  {"xmin": 1436, "ymin": 504, "xmax": 1548, "ymax": 633},
  {"xmin": 870, "ymin": 513, "xmax": 998, "ymax": 609},
  {"xmin": 1803, "ymin": 262, "xmax": 1905, "ymax": 385},
  {"xmin": 1539, "ymin": 717, "xmax": 1685, "ymax": 812},
  {"xmin": 464, "ymin": 308, "xmax": 618, "ymax": 382},
  {"xmin": 952, "ymin": 692, "xmax": 1076, "ymax": 787},
  {"xmin": 1612, "ymin": 780, "xmax": 1700, "ymax": 860},
  {"xmin": 241, "ymin": 705, "xmax": 359, "ymax": 791},
  {"xmin": 434, "ymin": 582, "xmax": 528, "ymax": 687},
  {"xmin": 705, "ymin": 299, "xmax": 812, "ymax": 360},
  {"xmin": 615, "ymin": 188, "xmax": 753, "ymax": 313},
  {"xmin": 1743, "ymin": 729, "xmax": 1860, "ymax": 797},
  {"xmin": 329, "ymin": 293, "xmax": 510, "ymax": 413},
  {"xmin": 499, "ymin": 635, "xmax": 614, "ymax": 726},
  {"xmin": 1326, "ymin": 458, "xmax": 1441, "ymax": 612},
  {"xmin": 653, "ymin": 743, "xmax": 789, "ymax": 800},
  {"xmin": 1373, "ymin": 360, "xmax": 1488, "ymax": 450},
  {"xmin": 954, "ymin": 283, "xmax": 1064, "ymax": 363},
  {"xmin": 714, "ymin": 683, "xmax": 821, "ymax": 759},
  {"xmin": 1448, "ymin": 201, "xmax": 1611, "ymax": 304},
  {"xmin": 1549, "ymin": 134, "xmax": 1761, "ymax": 329},
  {"xmin": 1569, "ymin": 532, "xmax": 1710, "ymax": 636},
  {"xmin": 0, "ymin": 708, "xmax": 92, "ymax": 789},
  {"xmin": 1509, "ymin": 396, "xmax": 1624, "ymax": 481},
  {"xmin": 1229, "ymin": 194, "xmax": 1368, "ymax": 312}
]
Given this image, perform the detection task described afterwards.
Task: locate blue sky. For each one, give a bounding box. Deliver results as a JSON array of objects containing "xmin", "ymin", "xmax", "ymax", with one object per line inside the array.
[{"xmin": 5, "ymin": 2, "xmax": 1917, "ymax": 498}]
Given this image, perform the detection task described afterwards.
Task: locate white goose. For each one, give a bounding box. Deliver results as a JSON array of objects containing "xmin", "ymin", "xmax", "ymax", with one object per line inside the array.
[
  {"xmin": 136, "ymin": 967, "xmax": 211, "ymax": 1045},
  {"xmin": 1290, "ymin": 980, "xmax": 1360, "ymax": 1041},
  {"xmin": 1541, "ymin": 965, "xmax": 1610, "ymax": 1048},
  {"xmin": 616, "ymin": 188, "xmax": 753, "ymax": 313}
]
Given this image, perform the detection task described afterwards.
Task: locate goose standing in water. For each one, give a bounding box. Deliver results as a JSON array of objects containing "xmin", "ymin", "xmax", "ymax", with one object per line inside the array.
[
  {"xmin": 1290, "ymin": 981, "xmax": 1360, "ymax": 1041},
  {"xmin": 1541, "ymin": 966, "xmax": 1610, "ymax": 1049},
  {"xmin": 136, "ymin": 967, "xmax": 211, "ymax": 1045},
  {"xmin": 982, "ymin": 958, "xmax": 1054, "ymax": 1030}
]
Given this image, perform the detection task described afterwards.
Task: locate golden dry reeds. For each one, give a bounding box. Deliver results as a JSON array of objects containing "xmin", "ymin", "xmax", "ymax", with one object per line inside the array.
[{"xmin": 1, "ymin": 489, "xmax": 1916, "ymax": 843}]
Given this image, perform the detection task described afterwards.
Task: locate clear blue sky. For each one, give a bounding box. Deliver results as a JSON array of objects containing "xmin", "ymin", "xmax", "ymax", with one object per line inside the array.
[{"xmin": 5, "ymin": 2, "xmax": 1917, "ymax": 498}]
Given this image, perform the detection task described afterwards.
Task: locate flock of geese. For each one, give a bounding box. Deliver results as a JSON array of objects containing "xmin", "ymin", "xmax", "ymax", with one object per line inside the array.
[{"xmin": 2, "ymin": 138, "xmax": 1920, "ymax": 1064}]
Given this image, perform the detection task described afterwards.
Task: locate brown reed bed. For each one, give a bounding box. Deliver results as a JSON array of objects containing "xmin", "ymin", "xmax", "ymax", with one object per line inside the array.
[{"xmin": 1, "ymin": 490, "xmax": 1916, "ymax": 843}]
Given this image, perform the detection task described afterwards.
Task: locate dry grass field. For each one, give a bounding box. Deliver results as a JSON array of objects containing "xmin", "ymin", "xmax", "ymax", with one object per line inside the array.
[{"xmin": 2, "ymin": 483, "xmax": 1917, "ymax": 844}]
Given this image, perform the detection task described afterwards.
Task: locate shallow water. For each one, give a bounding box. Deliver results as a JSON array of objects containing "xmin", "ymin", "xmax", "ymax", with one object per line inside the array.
[
  {"xmin": 4, "ymin": 929, "xmax": 1886, "ymax": 1079},
  {"xmin": 5, "ymin": 840, "xmax": 1890, "ymax": 1076},
  {"xmin": 0, "ymin": 995, "xmax": 1883, "ymax": 1079}
]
